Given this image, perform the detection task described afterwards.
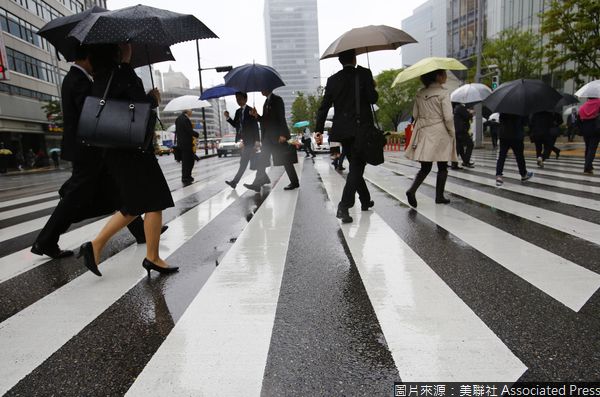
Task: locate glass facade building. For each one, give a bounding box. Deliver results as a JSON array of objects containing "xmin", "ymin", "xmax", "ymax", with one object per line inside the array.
[
  {"xmin": 264, "ymin": 0, "xmax": 320, "ymax": 121},
  {"xmin": 401, "ymin": 0, "xmax": 447, "ymax": 67}
]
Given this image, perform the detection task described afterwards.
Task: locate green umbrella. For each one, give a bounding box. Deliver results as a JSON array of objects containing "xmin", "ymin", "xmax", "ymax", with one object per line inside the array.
[{"xmin": 392, "ymin": 57, "xmax": 467, "ymax": 87}]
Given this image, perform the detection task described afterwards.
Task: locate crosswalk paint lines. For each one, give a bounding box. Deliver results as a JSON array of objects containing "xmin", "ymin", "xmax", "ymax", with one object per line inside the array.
[
  {"xmin": 0, "ymin": 192, "xmax": 58, "ymax": 210},
  {"xmin": 383, "ymin": 162, "xmax": 600, "ymax": 247},
  {"xmin": 0, "ymin": 176, "xmax": 254, "ymax": 395},
  {"xmin": 470, "ymin": 154, "xmax": 596, "ymax": 172},
  {"xmin": 0, "ymin": 167, "xmax": 244, "ymax": 284},
  {"xmin": 126, "ymin": 162, "xmax": 304, "ymax": 396},
  {"xmin": 313, "ymin": 159, "xmax": 527, "ymax": 381},
  {"xmin": 388, "ymin": 159, "xmax": 600, "ymax": 212},
  {"xmin": 0, "ymin": 199, "xmax": 60, "ymax": 221},
  {"xmin": 364, "ymin": 165, "xmax": 600, "ymax": 312},
  {"xmin": 469, "ymin": 157, "xmax": 599, "ymax": 182}
]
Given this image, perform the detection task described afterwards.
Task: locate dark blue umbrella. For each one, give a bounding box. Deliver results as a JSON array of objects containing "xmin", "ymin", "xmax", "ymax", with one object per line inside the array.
[
  {"xmin": 200, "ymin": 84, "xmax": 238, "ymax": 100},
  {"xmin": 223, "ymin": 63, "xmax": 285, "ymax": 93}
]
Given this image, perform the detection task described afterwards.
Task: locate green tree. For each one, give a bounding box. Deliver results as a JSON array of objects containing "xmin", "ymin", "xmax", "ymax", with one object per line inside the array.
[
  {"xmin": 481, "ymin": 29, "xmax": 543, "ymax": 83},
  {"xmin": 541, "ymin": 0, "xmax": 600, "ymax": 84},
  {"xmin": 291, "ymin": 89, "xmax": 323, "ymax": 131},
  {"xmin": 42, "ymin": 100, "xmax": 63, "ymax": 132},
  {"xmin": 375, "ymin": 69, "xmax": 420, "ymax": 131}
]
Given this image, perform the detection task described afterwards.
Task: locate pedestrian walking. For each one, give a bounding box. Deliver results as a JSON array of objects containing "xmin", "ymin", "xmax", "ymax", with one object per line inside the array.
[
  {"xmin": 25, "ymin": 149, "xmax": 35, "ymax": 169},
  {"xmin": 404, "ymin": 69, "xmax": 457, "ymax": 208},
  {"xmin": 224, "ymin": 92, "xmax": 259, "ymax": 189},
  {"xmin": 484, "ymin": 117, "xmax": 499, "ymax": 150},
  {"xmin": 495, "ymin": 113, "xmax": 534, "ymax": 186},
  {"xmin": 451, "ymin": 102, "xmax": 474, "ymax": 168},
  {"xmin": 31, "ymin": 44, "xmax": 151, "ymax": 259},
  {"xmin": 245, "ymin": 90, "xmax": 299, "ymax": 192},
  {"xmin": 578, "ymin": 97, "xmax": 600, "ymax": 174},
  {"xmin": 302, "ymin": 127, "xmax": 316, "ymax": 158},
  {"xmin": 78, "ymin": 43, "xmax": 176, "ymax": 277},
  {"xmin": 50, "ymin": 150, "xmax": 60, "ymax": 168},
  {"xmin": 176, "ymin": 109, "xmax": 199, "ymax": 185},
  {"xmin": 315, "ymin": 49, "xmax": 378, "ymax": 223},
  {"xmin": 567, "ymin": 107, "xmax": 579, "ymax": 142},
  {"xmin": 530, "ymin": 111, "xmax": 561, "ymax": 167}
]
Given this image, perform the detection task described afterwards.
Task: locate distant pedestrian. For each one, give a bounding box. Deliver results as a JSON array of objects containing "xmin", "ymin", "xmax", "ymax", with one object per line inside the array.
[
  {"xmin": 566, "ymin": 107, "xmax": 579, "ymax": 142},
  {"xmin": 451, "ymin": 102, "xmax": 474, "ymax": 169},
  {"xmin": 530, "ymin": 111, "xmax": 561, "ymax": 167},
  {"xmin": 495, "ymin": 113, "xmax": 533, "ymax": 186},
  {"xmin": 302, "ymin": 127, "xmax": 316, "ymax": 158},
  {"xmin": 25, "ymin": 149, "xmax": 35, "ymax": 168},
  {"xmin": 404, "ymin": 69, "xmax": 457, "ymax": 208},
  {"xmin": 50, "ymin": 150, "xmax": 60, "ymax": 168},
  {"xmin": 0, "ymin": 142, "xmax": 9, "ymax": 173},
  {"xmin": 578, "ymin": 97, "xmax": 600, "ymax": 174},
  {"xmin": 224, "ymin": 92, "xmax": 259, "ymax": 189},
  {"xmin": 176, "ymin": 109, "xmax": 199, "ymax": 185},
  {"xmin": 484, "ymin": 117, "xmax": 499, "ymax": 150}
]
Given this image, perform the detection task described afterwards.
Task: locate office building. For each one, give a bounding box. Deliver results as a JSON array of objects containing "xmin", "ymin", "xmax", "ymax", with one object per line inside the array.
[
  {"xmin": 162, "ymin": 65, "xmax": 189, "ymax": 91},
  {"xmin": 264, "ymin": 0, "xmax": 320, "ymax": 121},
  {"xmin": 401, "ymin": 0, "xmax": 447, "ymax": 67}
]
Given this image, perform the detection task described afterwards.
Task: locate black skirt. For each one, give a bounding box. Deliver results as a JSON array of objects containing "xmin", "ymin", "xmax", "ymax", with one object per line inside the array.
[{"xmin": 105, "ymin": 149, "xmax": 174, "ymax": 216}]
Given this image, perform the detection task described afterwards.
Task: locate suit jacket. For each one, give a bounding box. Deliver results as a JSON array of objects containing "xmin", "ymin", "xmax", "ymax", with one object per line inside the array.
[
  {"xmin": 453, "ymin": 104, "xmax": 472, "ymax": 137},
  {"xmin": 61, "ymin": 66, "xmax": 93, "ymax": 162},
  {"xmin": 226, "ymin": 106, "xmax": 259, "ymax": 146},
  {"xmin": 315, "ymin": 65, "xmax": 378, "ymax": 141},
  {"xmin": 175, "ymin": 113, "xmax": 197, "ymax": 150},
  {"xmin": 258, "ymin": 93, "xmax": 290, "ymax": 146}
]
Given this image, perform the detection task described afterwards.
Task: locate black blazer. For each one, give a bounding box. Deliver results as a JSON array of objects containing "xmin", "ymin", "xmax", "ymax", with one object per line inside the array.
[
  {"xmin": 227, "ymin": 106, "xmax": 259, "ymax": 146},
  {"xmin": 258, "ymin": 93, "xmax": 290, "ymax": 146},
  {"xmin": 315, "ymin": 65, "xmax": 378, "ymax": 141},
  {"xmin": 60, "ymin": 66, "xmax": 93, "ymax": 161},
  {"xmin": 175, "ymin": 113, "xmax": 198, "ymax": 150},
  {"xmin": 453, "ymin": 104, "xmax": 472, "ymax": 137}
]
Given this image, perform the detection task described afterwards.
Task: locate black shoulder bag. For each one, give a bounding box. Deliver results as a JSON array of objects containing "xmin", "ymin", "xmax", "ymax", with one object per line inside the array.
[
  {"xmin": 78, "ymin": 70, "xmax": 154, "ymax": 151},
  {"xmin": 355, "ymin": 73, "xmax": 386, "ymax": 166}
]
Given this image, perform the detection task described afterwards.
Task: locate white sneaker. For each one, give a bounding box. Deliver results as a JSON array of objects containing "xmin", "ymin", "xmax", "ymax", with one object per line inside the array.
[
  {"xmin": 537, "ymin": 157, "xmax": 544, "ymax": 168},
  {"xmin": 495, "ymin": 176, "xmax": 504, "ymax": 186}
]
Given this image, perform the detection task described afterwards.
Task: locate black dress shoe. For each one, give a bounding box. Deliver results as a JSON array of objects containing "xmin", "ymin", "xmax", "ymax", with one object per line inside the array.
[
  {"xmin": 31, "ymin": 242, "xmax": 74, "ymax": 259},
  {"xmin": 77, "ymin": 242, "xmax": 101, "ymax": 277},
  {"xmin": 142, "ymin": 258, "xmax": 179, "ymax": 277},
  {"xmin": 336, "ymin": 207, "xmax": 353, "ymax": 223},
  {"xmin": 225, "ymin": 180, "xmax": 237, "ymax": 189},
  {"xmin": 283, "ymin": 183, "xmax": 299, "ymax": 190},
  {"xmin": 136, "ymin": 225, "xmax": 169, "ymax": 244},
  {"xmin": 361, "ymin": 200, "xmax": 374, "ymax": 211},
  {"xmin": 243, "ymin": 183, "xmax": 261, "ymax": 192},
  {"xmin": 406, "ymin": 191, "xmax": 418, "ymax": 208},
  {"xmin": 435, "ymin": 197, "xmax": 451, "ymax": 204}
]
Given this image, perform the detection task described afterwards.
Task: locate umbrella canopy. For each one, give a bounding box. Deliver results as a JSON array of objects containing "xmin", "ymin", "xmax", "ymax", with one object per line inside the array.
[
  {"xmin": 575, "ymin": 80, "xmax": 600, "ymax": 98},
  {"xmin": 200, "ymin": 84, "xmax": 238, "ymax": 100},
  {"xmin": 488, "ymin": 112, "xmax": 500, "ymax": 123},
  {"xmin": 163, "ymin": 96, "xmax": 211, "ymax": 112},
  {"xmin": 450, "ymin": 83, "xmax": 492, "ymax": 104},
  {"xmin": 554, "ymin": 92, "xmax": 579, "ymax": 110},
  {"xmin": 293, "ymin": 121, "xmax": 310, "ymax": 128},
  {"xmin": 320, "ymin": 25, "xmax": 417, "ymax": 60},
  {"xmin": 223, "ymin": 63, "xmax": 285, "ymax": 93},
  {"xmin": 483, "ymin": 79, "xmax": 562, "ymax": 116},
  {"xmin": 68, "ymin": 4, "xmax": 218, "ymax": 46},
  {"xmin": 48, "ymin": 148, "xmax": 61, "ymax": 154},
  {"xmin": 392, "ymin": 57, "xmax": 467, "ymax": 87},
  {"xmin": 0, "ymin": 148, "xmax": 13, "ymax": 155}
]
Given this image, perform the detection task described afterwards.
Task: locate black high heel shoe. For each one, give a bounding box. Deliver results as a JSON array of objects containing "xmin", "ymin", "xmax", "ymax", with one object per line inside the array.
[
  {"xmin": 142, "ymin": 258, "xmax": 179, "ymax": 277},
  {"xmin": 77, "ymin": 242, "xmax": 102, "ymax": 277}
]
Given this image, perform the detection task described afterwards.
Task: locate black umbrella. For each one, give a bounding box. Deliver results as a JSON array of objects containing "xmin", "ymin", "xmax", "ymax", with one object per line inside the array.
[
  {"xmin": 223, "ymin": 63, "xmax": 285, "ymax": 93},
  {"xmin": 554, "ymin": 92, "xmax": 579, "ymax": 110},
  {"xmin": 68, "ymin": 5, "xmax": 218, "ymax": 46},
  {"xmin": 483, "ymin": 79, "xmax": 562, "ymax": 116}
]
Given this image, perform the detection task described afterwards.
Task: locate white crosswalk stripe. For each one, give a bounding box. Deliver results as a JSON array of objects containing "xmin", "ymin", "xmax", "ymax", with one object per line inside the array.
[{"xmin": 0, "ymin": 153, "xmax": 599, "ymax": 393}]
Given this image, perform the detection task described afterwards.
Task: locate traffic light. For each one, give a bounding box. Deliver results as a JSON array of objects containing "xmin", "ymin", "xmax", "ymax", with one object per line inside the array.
[
  {"xmin": 215, "ymin": 66, "xmax": 233, "ymax": 73},
  {"xmin": 491, "ymin": 75, "xmax": 500, "ymax": 90}
]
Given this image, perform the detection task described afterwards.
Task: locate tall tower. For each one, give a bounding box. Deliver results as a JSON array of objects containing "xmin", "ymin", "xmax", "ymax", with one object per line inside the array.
[{"xmin": 264, "ymin": 0, "xmax": 321, "ymax": 121}]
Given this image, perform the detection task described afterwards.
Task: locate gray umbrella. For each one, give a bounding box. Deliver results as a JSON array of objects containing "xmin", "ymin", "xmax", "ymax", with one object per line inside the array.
[{"xmin": 320, "ymin": 25, "xmax": 417, "ymax": 60}]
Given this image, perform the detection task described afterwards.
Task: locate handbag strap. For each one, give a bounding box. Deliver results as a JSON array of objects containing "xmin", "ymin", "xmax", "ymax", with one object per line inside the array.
[{"xmin": 95, "ymin": 70, "xmax": 115, "ymax": 117}]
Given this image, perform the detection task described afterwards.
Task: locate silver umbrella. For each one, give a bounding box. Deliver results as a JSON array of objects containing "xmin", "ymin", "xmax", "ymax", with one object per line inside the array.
[{"xmin": 450, "ymin": 83, "xmax": 493, "ymax": 104}]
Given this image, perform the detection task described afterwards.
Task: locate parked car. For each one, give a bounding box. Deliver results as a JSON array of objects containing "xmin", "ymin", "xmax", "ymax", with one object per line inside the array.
[
  {"xmin": 155, "ymin": 145, "xmax": 172, "ymax": 156},
  {"xmin": 217, "ymin": 135, "xmax": 241, "ymax": 157}
]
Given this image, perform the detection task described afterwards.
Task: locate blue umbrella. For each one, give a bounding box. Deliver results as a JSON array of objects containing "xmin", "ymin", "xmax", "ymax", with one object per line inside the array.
[
  {"xmin": 224, "ymin": 63, "xmax": 285, "ymax": 93},
  {"xmin": 293, "ymin": 121, "xmax": 310, "ymax": 128},
  {"xmin": 200, "ymin": 84, "xmax": 238, "ymax": 100}
]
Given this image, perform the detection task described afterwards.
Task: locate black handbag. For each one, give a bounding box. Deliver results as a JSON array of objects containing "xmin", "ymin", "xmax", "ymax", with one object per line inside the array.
[
  {"xmin": 249, "ymin": 149, "xmax": 272, "ymax": 170},
  {"xmin": 355, "ymin": 73, "xmax": 386, "ymax": 166},
  {"xmin": 78, "ymin": 71, "xmax": 154, "ymax": 150}
]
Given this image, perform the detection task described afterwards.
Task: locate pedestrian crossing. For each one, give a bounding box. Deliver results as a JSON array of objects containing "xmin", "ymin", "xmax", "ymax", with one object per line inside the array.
[{"xmin": 0, "ymin": 152, "xmax": 599, "ymax": 395}]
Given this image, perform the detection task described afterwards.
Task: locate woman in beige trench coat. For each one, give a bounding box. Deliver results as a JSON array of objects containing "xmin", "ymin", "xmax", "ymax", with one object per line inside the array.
[{"xmin": 405, "ymin": 69, "xmax": 458, "ymax": 208}]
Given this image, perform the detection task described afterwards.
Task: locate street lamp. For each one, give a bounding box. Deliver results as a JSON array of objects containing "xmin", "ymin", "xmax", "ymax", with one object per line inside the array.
[{"xmin": 195, "ymin": 40, "xmax": 232, "ymax": 155}]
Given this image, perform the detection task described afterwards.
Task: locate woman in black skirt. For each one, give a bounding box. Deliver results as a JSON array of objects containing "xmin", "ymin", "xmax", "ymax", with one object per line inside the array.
[{"xmin": 78, "ymin": 43, "xmax": 177, "ymax": 277}]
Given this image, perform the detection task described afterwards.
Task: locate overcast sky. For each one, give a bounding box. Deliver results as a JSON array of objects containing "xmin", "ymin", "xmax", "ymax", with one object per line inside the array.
[{"xmin": 106, "ymin": 0, "xmax": 427, "ymax": 110}]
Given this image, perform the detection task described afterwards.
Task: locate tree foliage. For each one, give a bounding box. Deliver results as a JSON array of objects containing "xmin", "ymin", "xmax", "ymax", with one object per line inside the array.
[
  {"xmin": 41, "ymin": 100, "xmax": 63, "ymax": 125},
  {"xmin": 290, "ymin": 90, "xmax": 323, "ymax": 131},
  {"xmin": 481, "ymin": 29, "xmax": 543, "ymax": 83},
  {"xmin": 375, "ymin": 69, "xmax": 420, "ymax": 131},
  {"xmin": 541, "ymin": 0, "xmax": 600, "ymax": 84}
]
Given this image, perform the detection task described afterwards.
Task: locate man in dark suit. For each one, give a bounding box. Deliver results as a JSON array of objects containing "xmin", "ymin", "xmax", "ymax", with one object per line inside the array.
[
  {"xmin": 224, "ymin": 92, "xmax": 259, "ymax": 188},
  {"xmin": 246, "ymin": 90, "xmax": 299, "ymax": 191},
  {"xmin": 451, "ymin": 103, "xmax": 474, "ymax": 169},
  {"xmin": 175, "ymin": 109, "xmax": 199, "ymax": 185},
  {"xmin": 31, "ymin": 46, "xmax": 150, "ymax": 259},
  {"xmin": 315, "ymin": 49, "xmax": 378, "ymax": 223}
]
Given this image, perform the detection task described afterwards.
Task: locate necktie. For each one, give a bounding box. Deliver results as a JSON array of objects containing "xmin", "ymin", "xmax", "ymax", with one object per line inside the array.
[{"xmin": 239, "ymin": 108, "xmax": 244, "ymax": 133}]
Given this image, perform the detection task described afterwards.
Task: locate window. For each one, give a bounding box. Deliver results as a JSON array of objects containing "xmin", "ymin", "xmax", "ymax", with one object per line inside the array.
[
  {"xmin": 10, "ymin": 0, "xmax": 63, "ymax": 22},
  {"xmin": 6, "ymin": 47, "xmax": 57, "ymax": 84},
  {"xmin": 0, "ymin": 82, "xmax": 57, "ymax": 101},
  {"xmin": 1, "ymin": 8, "xmax": 50, "ymax": 51}
]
